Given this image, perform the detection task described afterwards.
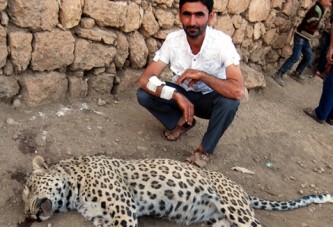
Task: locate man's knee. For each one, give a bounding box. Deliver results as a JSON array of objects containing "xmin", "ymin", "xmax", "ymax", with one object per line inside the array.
[
  {"xmin": 136, "ymin": 88, "xmax": 151, "ymax": 107},
  {"xmin": 215, "ymin": 96, "xmax": 240, "ymax": 113}
]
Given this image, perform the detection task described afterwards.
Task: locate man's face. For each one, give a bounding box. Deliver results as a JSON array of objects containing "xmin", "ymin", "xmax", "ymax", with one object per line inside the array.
[{"xmin": 179, "ymin": 2, "xmax": 214, "ymax": 39}]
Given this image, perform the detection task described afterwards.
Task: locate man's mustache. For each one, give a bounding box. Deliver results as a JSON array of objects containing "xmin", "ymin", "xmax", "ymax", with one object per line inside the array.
[{"xmin": 185, "ymin": 26, "xmax": 200, "ymax": 30}]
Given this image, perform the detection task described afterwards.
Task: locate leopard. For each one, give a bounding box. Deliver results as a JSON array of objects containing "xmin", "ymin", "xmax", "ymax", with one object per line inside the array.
[{"xmin": 22, "ymin": 155, "xmax": 333, "ymax": 227}]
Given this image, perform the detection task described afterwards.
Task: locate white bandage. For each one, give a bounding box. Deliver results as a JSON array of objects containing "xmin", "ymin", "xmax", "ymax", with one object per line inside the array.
[
  {"xmin": 146, "ymin": 76, "xmax": 165, "ymax": 92},
  {"xmin": 160, "ymin": 85, "xmax": 176, "ymax": 100}
]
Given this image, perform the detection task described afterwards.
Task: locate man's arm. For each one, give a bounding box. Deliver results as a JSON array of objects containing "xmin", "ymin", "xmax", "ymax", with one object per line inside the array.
[
  {"xmin": 138, "ymin": 60, "xmax": 195, "ymax": 124},
  {"xmin": 176, "ymin": 64, "xmax": 245, "ymax": 100},
  {"xmin": 138, "ymin": 60, "xmax": 167, "ymax": 92}
]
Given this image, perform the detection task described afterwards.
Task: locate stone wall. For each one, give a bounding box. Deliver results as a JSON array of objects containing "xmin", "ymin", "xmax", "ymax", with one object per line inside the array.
[{"xmin": 0, "ymin": 0, "xmax": 321, "ymax": 105}]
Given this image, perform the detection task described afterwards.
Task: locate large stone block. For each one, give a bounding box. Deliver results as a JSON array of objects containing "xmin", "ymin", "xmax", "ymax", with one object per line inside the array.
[
  {"xmin": 227, "ymin": 0, "xmax": 250, "ymax": 14},
  {"xmin": 141, "ymin": 9, "xmax": 160, "ymax": 37},
  {"xmin": 215, "ymin": 15, "xmax": 234, "ymax": 37},
  {"xmin": 122, "ymin": 2, "xmax": 143, "ymax": 33},
  {"xmin": 87, "ymin": 72, "xmax": 114, "ymax": 95},
  {"xmin": 18, "ymin": 71, "xmax": 68, "ymax": 106},
  {"xmin": 7, "ymin": 0, "xmax": 58, "ymax": 31},
  {"xmin": 128, "ymin": 31, "xmax": 148, "ymax": 69},
  {"xmin": 154, "ymin": 8, "xmax": 175, "ymax": 29},
  {"xmin": 9, "ymin": 31, "xmax": 33, "ymax": 73},
  {"xmin": 248, "ymin": 0, "xmax": 271, "ymax": 22},
  {"xmin": 83, "ymin": 0, "xmax": 127, "ymax": 28},
  {"xmin": 214, "ymin": 0, "xmax": 227, "ymax": 13},
  {"xmin": 31, "ymin": 30, "xmax": 75, "ymax": 71},
  {"xmin": 71, "ymin": 38, "xmax": 117, "ymax": 71}
]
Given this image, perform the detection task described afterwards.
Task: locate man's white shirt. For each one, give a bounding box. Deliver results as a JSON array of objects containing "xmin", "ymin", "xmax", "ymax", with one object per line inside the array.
[{"xmin": 153, "ymin": 26, "xmax": 240, "ymax": 94}]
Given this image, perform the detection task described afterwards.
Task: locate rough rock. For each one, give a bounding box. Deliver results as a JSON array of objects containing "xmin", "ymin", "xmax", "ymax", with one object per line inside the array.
[
  {"xmin": 75, "ymin": 27, "xmax": 117, "ymax": 45},
  {"xmin": 8, "ymin": 31, "xmax": 33, "ymax": 73},
  {"xmin": 116, "ymin": 68, "xmax": 142, "ymax": 93},
  {"xmin": 154, "ymin": 8, "xmax": 175, "ymax": 29},
  {"xmin": 0, "ymin": 76, "xmax": 20, "ymax": 99},
  {"xmin": 114, "ymin": 32, "xmax": 129, "ymax": 69},
  {"xmin": 215, "ymin": 15, "xmax": 234, "ymax": 37},
  {"xmin": 0, "ymin": 0, "xmax": 7, "ymax": 11},
  {"xmin": 0, "ymin": 25, "xmax": 6, "ymax": 68},
  {"xmin": 87, "ymin": 72, "xmax": 114, "ymax": 95},
  {"xmin": 227, "ymin": 0, "xmax": 250, "ymax": 14},
  {"xmin": 31, "ymin": 30, "xmax": 75, "ymax": 71},
  {"xmin": 59, "ymin": 0, "xmax": 83, "ymax": 29},
  {"xmin": 141, "ymin": 8, "xmax": 160, "ymax": 37},
  {"xmin": 3, "ymin": 60, "xmax": 13, "ymax": 76},
  {"xmin": 0, "ymin": 11, "xmax": 9, "ymax": 26},
  {"xmin": 83, "ymin": 0, "xmax": 127, "ymax": 28},
  {"xmin": 128, "ymin": 31, "xmax": 148, "ymax": 69},
  {"xmin": 241, "ymin": 64, "xmax": 266, "ymax": 89},
  {"xmin": 153, "ymin": 0, "xmax": 173, "ymax": 8},
  {"xmin": 68, "ymin": 76, "xmax": 88, "ymax": 98},
  {"xmin": 248, "ymin": 0, "xmax": 271, "ymax": 22},
  {"xmin": 7, "ymin": 0, "xmax": 59, "ymax": 31},
  {"xmin": 80, "ymin": 17, "xmax": 95, "ymax": 29},
  {"xmin": 18, "ymin": 71, "xmax": 68, "ymax": 106},
  {"xmin": 71, "ymin": 38, "xmax": 116, "ymax": 71},
  {"xmin": 122, "ymin": 2, "xmax": 143, "ymax": 33}
]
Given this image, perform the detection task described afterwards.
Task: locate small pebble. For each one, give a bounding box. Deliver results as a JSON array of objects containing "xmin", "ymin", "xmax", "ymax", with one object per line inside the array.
[
  {"xmin": 97, "ymin": 98, "xmax": 107, "ymax": 106},
  {"xmin": 12, "ymin": 99, "xmax": 21, "ymax": 107},
  {"xmin": 6, "ymin": 118, "xmax": 19, "ymax": 125},
  {"xmin": 290, "ymin": 176, "xmax": 296, "ymax": 181}
]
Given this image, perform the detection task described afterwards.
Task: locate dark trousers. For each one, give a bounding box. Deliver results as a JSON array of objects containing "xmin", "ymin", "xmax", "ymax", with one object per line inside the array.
[
  {"xmin": 278, "ymin": 34, "xmax": 313, "ymax": 74},
  {"xmin": 315, "ymin": 69, "xmax": 333, "ymax": 120},
  {"xmin": 136, "ymin": 82, "xmax": 239, "ymax": 154},
  {"xmin": 317, "ymin": 31, "xmax": 330, "ymax": 73}
]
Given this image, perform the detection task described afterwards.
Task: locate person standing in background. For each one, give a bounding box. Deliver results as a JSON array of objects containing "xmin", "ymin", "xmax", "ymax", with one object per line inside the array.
[
  {"xmin": 272, "ymin": 0, "xmax": 332, "ymax": 86},
  {"xmin": 304, "ymin": 2, "xmax": 333, "ymax": 125}
]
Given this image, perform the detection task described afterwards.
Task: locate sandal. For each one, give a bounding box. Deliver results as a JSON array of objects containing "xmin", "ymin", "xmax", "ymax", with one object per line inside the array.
[
  {"xmin": 303, "ymin": 108, "xmax": 324, "ymax": 124},
  {"xmin": 162, "ymin": 119, "xmax": 196, "ymax": 141},
  {"xmin": 185, "ymin": 150, "xmax": 210, "ymax": 168}
]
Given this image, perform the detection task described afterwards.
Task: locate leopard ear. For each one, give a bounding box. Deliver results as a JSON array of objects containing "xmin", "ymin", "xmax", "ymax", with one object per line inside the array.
[{"xmin": 32, "ymin": 156, "xmax": 49, "ymax": 172}]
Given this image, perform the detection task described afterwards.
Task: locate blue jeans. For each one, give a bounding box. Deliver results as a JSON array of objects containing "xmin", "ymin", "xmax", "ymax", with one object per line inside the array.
[
  {"xmin": 315, "ymin": 68, "xmax": 333, "ymax": 121},
  {"xmin": 317, "ymin": 31, "xmax": 330, "ymax": 73},
  {"xmin": 137, "ymin": 82, "xmax": 240, "ymax": 154},
  {"xmin": 278, "ymin": 34, "xmax": 313, "ymax": 74}
]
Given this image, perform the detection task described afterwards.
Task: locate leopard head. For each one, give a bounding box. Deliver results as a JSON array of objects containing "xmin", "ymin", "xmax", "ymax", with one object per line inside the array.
[{"xmin": 22, "ymin": 156, "xmax": 64, "ymax": 222}]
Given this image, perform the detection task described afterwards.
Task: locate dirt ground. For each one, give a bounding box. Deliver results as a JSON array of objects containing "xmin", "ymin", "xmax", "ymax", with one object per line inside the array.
[{"xmin": 0, "ymin": 68, "xmax": 332, "ymax": 227}]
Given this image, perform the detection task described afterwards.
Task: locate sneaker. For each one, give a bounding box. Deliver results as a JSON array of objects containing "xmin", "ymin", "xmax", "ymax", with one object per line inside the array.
[
  {"xmin": 291, "ymin": 71, "xmax": 306, "ymax": 82},
  {"xmin": 272, "ymin": 73, "xmax": 285, "ymax": 86}
]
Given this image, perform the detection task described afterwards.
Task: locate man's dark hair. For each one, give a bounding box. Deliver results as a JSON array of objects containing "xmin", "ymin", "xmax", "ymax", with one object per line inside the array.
[{"xmin": 179, "ymin": 0, "xmax": 214, "ymax": 13}]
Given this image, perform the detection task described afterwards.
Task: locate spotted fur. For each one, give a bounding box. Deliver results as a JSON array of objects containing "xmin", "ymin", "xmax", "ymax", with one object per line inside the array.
[{"xmin": 22, "ymin": 155, "xmax": 333, "ymax": 227}]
